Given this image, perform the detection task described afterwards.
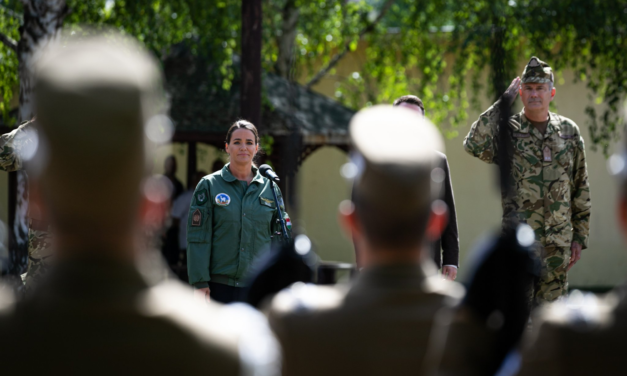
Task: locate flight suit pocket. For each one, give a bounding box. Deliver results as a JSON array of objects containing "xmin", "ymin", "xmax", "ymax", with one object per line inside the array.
[{"xmin": 257, "ymin": 196, "xmax": 276, "ymax": 230}]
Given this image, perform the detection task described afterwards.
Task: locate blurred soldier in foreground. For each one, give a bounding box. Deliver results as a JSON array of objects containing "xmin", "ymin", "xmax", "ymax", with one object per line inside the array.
[
  {"xmin": 0, "ymin": 118, "xmax": 52, "ymax": 292},
  {"xmin": 268, "ymin": 105, "xmax": 464, "ymax": 376},
  {"xmin": 464, "ymin": 57, "xmax": 591, "ymax": 305},
  {"xmin": 393, "ymin": 95, "xmax": 460, "ymax": 280},
  {"xmin": 515, "ymin": 131, "xmax": 627, "ymax": 375},
  {"xmin": 0, "ymin": 33, "xmax": 278, "ymax": 375}
]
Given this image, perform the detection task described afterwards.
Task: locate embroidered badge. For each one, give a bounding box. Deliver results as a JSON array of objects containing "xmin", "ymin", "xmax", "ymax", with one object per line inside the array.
[
  {"xmin": 191, "ymin": 208, "xmax": 202, "ymax": 227},
  {"xmin": 559, "ymin": 134, "xmax": 574, "ymax": 139},
  {"xmin": 195, "ymin": 189, "xmax": 208, "ymax": 205},
  {"xmin": 543, "ymin": 146, "xmax": 552, "ymax": 162},
  {"xmin": 260, "ymin": 197, "xmax": 274, "ymax": 207},
  {"xmin": 215, "ymin": 193, "xmax": 231, "ymax": 206},
  {"xmin": 513, "ymin": 132, "xmax": 530, "ymax": 138},
  {"xmin": 285, "ymin": 216, "xmax": 292, "ymax": 230}
]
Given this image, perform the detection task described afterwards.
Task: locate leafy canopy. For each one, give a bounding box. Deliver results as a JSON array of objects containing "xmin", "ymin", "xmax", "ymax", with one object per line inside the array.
[{"xmin": 0, "ymin": 0, "xmax": 625, "ymax": 154}]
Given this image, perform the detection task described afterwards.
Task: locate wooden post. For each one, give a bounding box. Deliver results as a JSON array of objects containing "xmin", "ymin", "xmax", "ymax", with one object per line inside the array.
[
  {"xmin": 187, "ymin": 141, "xmax": 197, "ymax": 189},
  {"xmin": 241, "ymin": 0, "xmax": 263, "ymax": 131}
]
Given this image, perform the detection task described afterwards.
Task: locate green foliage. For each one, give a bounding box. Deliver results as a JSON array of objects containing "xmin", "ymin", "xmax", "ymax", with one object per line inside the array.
[
  {"xmin": 1, "ymin": 0, "xmax": 626, "ymax": 154},
  {"xmin": 0, "ymin": 0, "xmax": 21, "ymax": 125}
]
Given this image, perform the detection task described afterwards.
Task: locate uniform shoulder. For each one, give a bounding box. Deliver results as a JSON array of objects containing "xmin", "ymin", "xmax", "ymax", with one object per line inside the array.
[
  {"xmin": 269, "ymin": 282, "xmax": 349, "ymax": 317},
  {"xmin": 422, "ymin": 274, "xmax": 465, "ymax": 305},
  {"xmin": 551, "ymin": 113, "xmax": 581, "ymax": 136},
  {"xmin": 199, "ymin": 170, "xmax": 223, "ymax": 186}
]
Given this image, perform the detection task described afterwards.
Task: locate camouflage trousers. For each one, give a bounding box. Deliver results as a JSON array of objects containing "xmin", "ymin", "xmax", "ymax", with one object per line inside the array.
[
  {"xmin": 20, "ymin": 228, "xmax": 53, "ymax": 292},
  {"xmin": 532, "ymin": 245, "xmax": 571, "ymax": 305}
]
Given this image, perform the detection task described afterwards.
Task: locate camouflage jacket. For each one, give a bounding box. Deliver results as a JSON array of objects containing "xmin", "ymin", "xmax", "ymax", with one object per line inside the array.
[
  {"xmin": 0, "ymin": 119, "xmax": 35, "ymax": 172},
  {"xmin": 464, "ymin": 100, "xmax": 591, "ymax": 249}
]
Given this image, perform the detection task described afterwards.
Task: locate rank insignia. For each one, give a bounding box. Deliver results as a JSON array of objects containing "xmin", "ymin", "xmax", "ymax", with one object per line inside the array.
[
  {"xmin": 191, "ymin": 209, "xmax": 202, "ymax": 227},
  {"xmin": 215, "ymin": 193, "xmax": 231, "ymax": 206},
  {"xmin": 195, "ymin": 189, "xmax": 208, "ymax": 205},
  {"xmin": 543, "ymin": 145, "xmax": 552, "ymax": 162}
]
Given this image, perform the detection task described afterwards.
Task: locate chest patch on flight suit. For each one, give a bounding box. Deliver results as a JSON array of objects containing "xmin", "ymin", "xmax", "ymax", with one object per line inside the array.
[
  {"xmin": 191, "ymin": 208, "xmax": 202, "ymax": 227},
  {"xmin": 543, "ymin": 145, "xmax": 552, "ymax": 162},
  {"xmin": 513, "ymin": 132, "xmax": 530, "ymax": 138},
  {"xmin": 260, "ymin": 197, "xmax": 275, "ymax": 207},
  {"xmin": 195, "ymin": 189, "xmax": 208, "ymax": 205},
  {"xmin": 215, "ymin": 193, "xmax": 231, "ymax": 206}
]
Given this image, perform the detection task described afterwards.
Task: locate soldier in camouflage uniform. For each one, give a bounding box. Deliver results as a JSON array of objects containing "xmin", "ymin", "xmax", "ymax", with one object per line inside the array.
[
  {"xmin": 464, "ymin": 57, "xmax": 591, "ymax": 305},
  {"xmin": 0, "ymin": 119, "xmax": 53, "ymax": 291}
]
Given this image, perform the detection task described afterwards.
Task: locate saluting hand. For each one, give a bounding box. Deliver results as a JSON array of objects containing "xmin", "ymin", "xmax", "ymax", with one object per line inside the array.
[
  {"xmin": 194, "ymin": 287, "xmax": 211, "ymax": 303},
  {"xmin": 503, "ymin": 77, "xmax": 521, "ymax": 105}
]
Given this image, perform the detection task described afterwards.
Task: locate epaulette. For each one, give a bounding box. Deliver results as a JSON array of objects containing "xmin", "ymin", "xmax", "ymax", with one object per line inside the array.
[
  {"xmin": 271, "ymin": 282, "xmax": 347, "ymax": 314},
  {"xmin": 422, "ymin": 274, "xmax": 465, "ymax": 304}
]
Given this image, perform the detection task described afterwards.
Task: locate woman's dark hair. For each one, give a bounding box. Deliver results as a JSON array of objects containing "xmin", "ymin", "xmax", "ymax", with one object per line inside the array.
[{"xmin": 225, "ymin": 120, "xmax": 260, "ymax": 145}]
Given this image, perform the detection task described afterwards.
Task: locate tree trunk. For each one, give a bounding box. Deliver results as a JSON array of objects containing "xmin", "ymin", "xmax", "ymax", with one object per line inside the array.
[
  {"xmin": 9, "ymin": 0, "xmax": 68, "ymax": 276},
  {"xmin": 18, "ymin": 0, "xmax": 69, "ymax": 122},
  {"xmin": 275, "ymin": 0, "xmax": 298, "ymax": 79},
  {"xmin": 241, "ymin": 0, "xmax": 262, "ymax": 131}
]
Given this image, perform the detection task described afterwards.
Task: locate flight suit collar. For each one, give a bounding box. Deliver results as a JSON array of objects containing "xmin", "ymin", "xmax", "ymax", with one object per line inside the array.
[{"xmin": 221, "ymin": 163, "xmax": 265, "ymax": 184}]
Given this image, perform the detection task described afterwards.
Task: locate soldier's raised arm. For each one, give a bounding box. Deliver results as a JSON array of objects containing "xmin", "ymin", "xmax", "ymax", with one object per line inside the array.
[
  {"xmin": 463, "ymin": 77, "xmax": 521, "ymax": 164},
  {"xmin": 571, "ymin": 131, "xmax": 591, "ymax": 249},
  {"xmin": 0, "ymin": 118, "xmax": 35, "ymax": 172}
]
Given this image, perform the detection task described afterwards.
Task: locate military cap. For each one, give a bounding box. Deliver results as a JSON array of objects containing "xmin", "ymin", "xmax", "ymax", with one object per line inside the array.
[
  {"xmin": 349, "ymin": 105, "xmax": 444, "ymax": 219},
  {"xmin": 521, "ymin": 56, "xmax": 554, "ymax": 84},
  {"xmin": 32, "ymin": 33, "xmax": 164, "ymax": 231}
]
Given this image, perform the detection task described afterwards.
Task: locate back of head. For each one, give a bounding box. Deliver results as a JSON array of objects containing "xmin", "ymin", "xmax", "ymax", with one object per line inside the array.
[
  {"xmin": 349, "ymin": 105, "xmax": 443, "ymax": 249},
  {"xmin": 32, "ymin": 32, "xmax": 164, "ymax": 236},
  {"xmin": 393, "ymin": 95, "xmax": 425, "ymax": 114}
]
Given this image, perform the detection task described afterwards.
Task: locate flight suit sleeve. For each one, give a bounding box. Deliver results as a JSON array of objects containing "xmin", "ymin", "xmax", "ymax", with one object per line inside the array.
[
  {"xmin": 463, "ymin": 100, "xmax": 501, "ymax": 164},
  {"xmin": 571, "ymin": 133, "xmax": 591, "ymax": 249},
  {"xmin": 0, "ymin": 120, "xmax": 35, "ymax": 172},
  {"xmin": 187, "ymin": 179, "xmax": 213, "ymax": 288}
]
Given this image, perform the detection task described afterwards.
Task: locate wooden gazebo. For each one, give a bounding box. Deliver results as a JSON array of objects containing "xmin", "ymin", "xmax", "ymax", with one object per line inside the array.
[{"xmin": 164, "ymin": 45, "xmax": 355, "ymax": 200}]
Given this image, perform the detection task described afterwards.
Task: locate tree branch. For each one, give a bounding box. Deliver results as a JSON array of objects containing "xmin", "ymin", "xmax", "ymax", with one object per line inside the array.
[
  {"xmin": 305, "ymin": 0, "xmax": 395, "ymax": 89},
  {"xmin": 0, "ymin": 32, "xmax": 17, "ymax": 52}
]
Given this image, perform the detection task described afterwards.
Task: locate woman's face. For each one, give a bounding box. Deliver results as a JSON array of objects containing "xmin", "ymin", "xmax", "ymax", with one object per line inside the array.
[{"xmin": 225, "ymin": 128, "xmax": 258, "ymax": 165}]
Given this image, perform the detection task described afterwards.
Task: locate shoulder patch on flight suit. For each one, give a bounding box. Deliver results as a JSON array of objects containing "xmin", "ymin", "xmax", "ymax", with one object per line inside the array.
[
  {"xmin": 191, "ymin": 208, "xmax": 202, "ymax": 227},
  {"xmin": 195, "ymin": 189, "xmax": 208, "ymax": 205}
]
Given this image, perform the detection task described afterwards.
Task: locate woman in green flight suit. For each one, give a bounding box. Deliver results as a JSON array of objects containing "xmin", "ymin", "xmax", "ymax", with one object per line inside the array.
[{"xmin": 187, "ymin": 120, "xmax": 290, "ymax": 304}]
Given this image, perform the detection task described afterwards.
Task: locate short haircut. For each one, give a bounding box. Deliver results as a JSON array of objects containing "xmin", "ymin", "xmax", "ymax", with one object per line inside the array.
[
  {"xmin": 353, "ymin": 193, "xmax": 432, "ymax": 250},
  {"xmin": 393, "ymin": 95, "xmax": 425, "ymax": 114}
]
